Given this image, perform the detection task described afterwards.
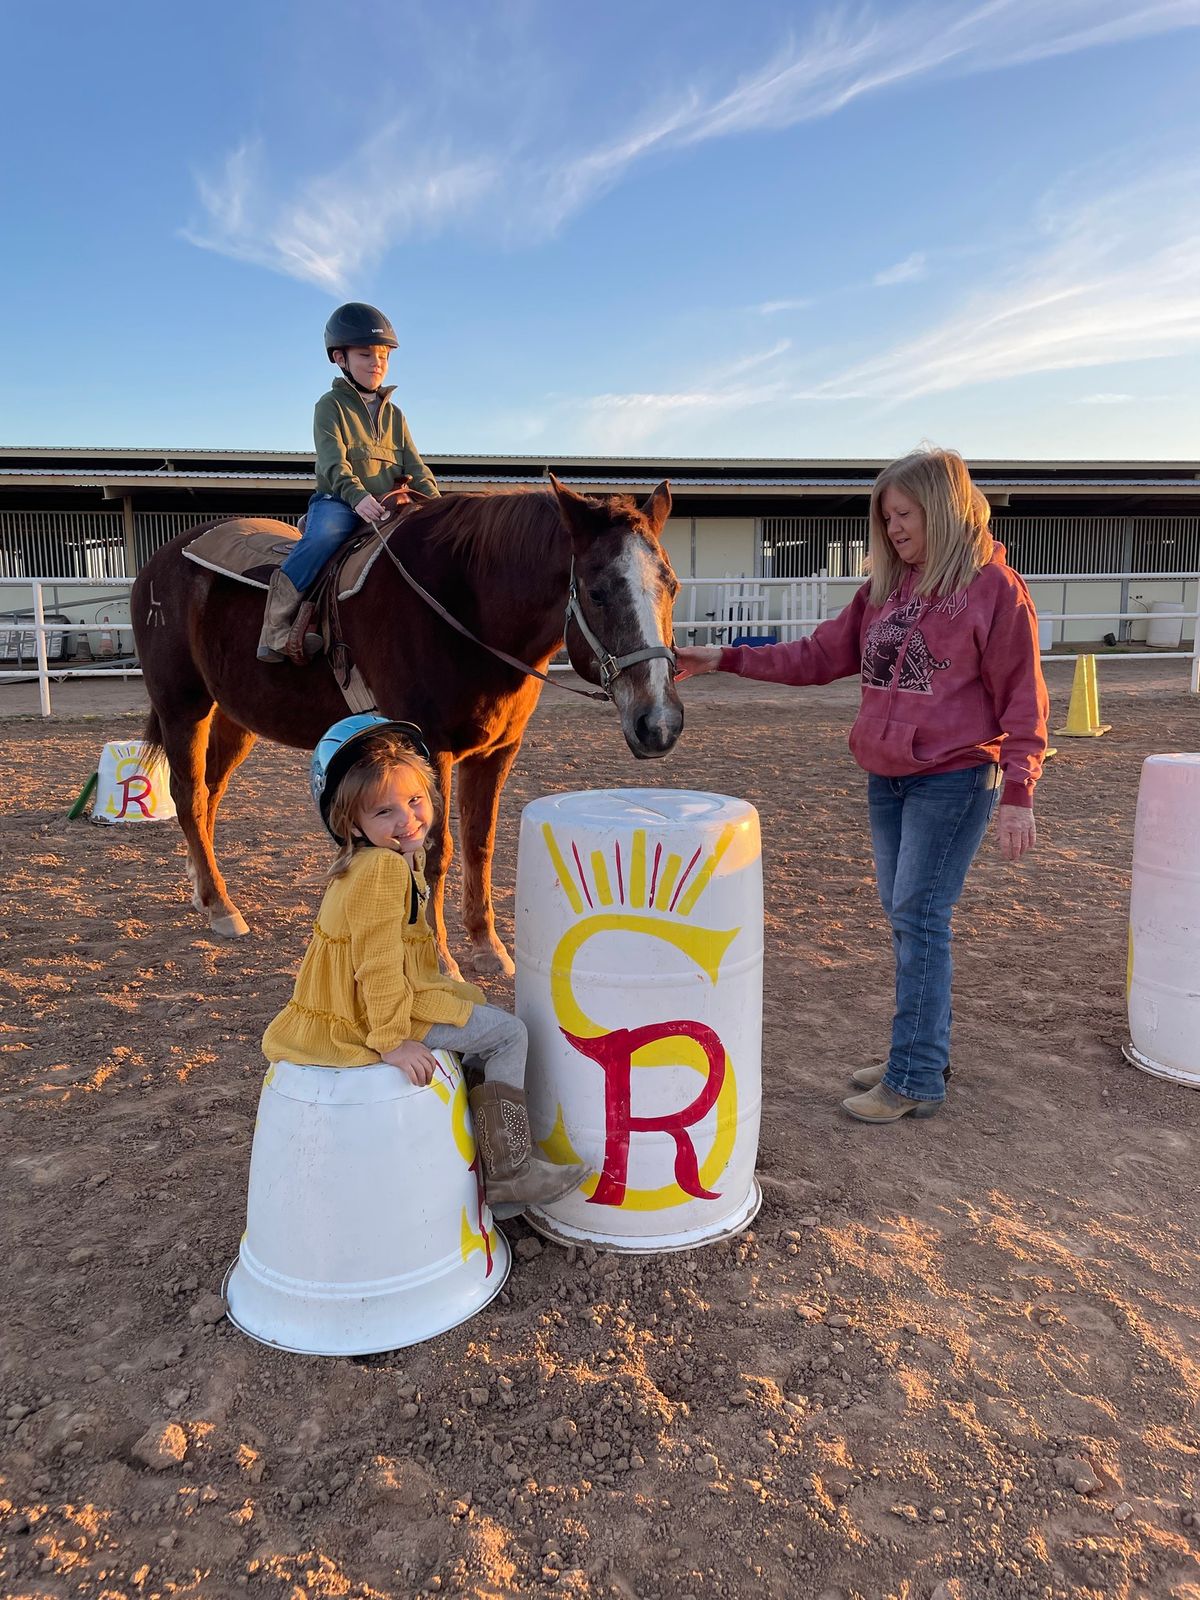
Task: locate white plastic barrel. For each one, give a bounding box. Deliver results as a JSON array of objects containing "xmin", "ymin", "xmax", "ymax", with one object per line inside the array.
[
  {"xmin": 92, "ymin": 740, "xmax": 176, "ymax": 823},
  {"xmin": 1146, "ymin": 601, "xmax": 1185, "ymax": 649},
  {"xmin": 515, "ymin": 789, "xmax": 763, "ymax": 1252},
  {"xmin": 1125, "ymin": 754, "xmax": 1200, "ymax": 1088},
  {"xmin": 224, "ymin": 1053, "xmax": 510, "ymax": 1355},
  {"xmin": 1037, "ymin": 615, "xmax": 1054, "ymax": 653}
]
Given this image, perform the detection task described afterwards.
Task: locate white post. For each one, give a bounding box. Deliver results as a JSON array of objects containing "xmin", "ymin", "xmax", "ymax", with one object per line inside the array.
[
  {"xmin": 32, "ymin": 581, "xmax": 52, "ymax": 717},
  {"xmin": 1191, "ymin": 579, "xmax": 1200, "ymax": 694}
]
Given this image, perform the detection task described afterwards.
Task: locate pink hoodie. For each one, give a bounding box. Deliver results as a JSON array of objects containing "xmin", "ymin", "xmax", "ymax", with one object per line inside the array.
[{"xmin": 719, "ymin": 547, "xmax": 1048, "ymax": 807}]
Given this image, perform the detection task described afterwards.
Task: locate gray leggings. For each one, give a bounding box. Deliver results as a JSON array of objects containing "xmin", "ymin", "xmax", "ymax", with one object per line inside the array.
[{"xmin": 422, "ymin": 1003, "xmax": 527, "ymax": 1092}]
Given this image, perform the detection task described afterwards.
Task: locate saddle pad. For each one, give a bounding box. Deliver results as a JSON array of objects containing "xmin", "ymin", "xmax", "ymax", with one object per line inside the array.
[
  {"xmin": 182, "ymin": 518, "xmax": 301, "ymax": 590},
  {"xmin": 337, "ymin": 534, "xmax": 388, "ymax": 600}
]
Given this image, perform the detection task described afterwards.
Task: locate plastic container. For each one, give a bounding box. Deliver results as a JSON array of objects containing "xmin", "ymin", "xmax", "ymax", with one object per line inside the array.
[
  {"xmin": 1037, "ymin": 615, "xmax": 1054, "ymax": 653},
  {"xmin": 515, "ymin": 789, "xmax": 763, "ymax": 1252},
  {"xmin": 224, "ymin": 1053, "xmax": 510, "ymax": 1355},
  {"xmin": 1125, "ymin": 753, "xmax": 1200, "ymax": 1088},
  {"xmin": 92, "ymin": 740, "xmax": 177, "ymax": 823},
  {"xmin": 1146, "ymin": 601, "xmax": 1185, "ymax": 649}
]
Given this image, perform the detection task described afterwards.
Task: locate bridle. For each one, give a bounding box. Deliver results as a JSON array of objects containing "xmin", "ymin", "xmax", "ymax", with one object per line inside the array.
[
  {"xmin": 563, "ymin": 559, "xmax": 677, "ymax": 694},
  {"xmin": 370, "ymin": 524, "xmax": 676, "ymax": 705}
]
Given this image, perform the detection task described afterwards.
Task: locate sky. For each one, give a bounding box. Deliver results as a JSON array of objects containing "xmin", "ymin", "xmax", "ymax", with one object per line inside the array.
[{"xmin": 3, "ymin": 0, "xmax": 1199, "ymax": 461}]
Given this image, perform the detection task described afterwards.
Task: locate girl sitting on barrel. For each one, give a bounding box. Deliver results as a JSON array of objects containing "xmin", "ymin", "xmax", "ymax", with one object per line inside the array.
[{"xmin": 263, "ymin": 714, "xmax": 587, "ymax": 1213}]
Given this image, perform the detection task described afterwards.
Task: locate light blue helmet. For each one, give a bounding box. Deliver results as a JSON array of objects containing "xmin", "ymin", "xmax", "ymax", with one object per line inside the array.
[{"xmin": 310, "ymin": 714, "xmax": 432, "ymax": 841}]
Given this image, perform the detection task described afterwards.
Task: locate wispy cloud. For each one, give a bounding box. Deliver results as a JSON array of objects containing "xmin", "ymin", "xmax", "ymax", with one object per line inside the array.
[
  {"xmin": 570, "ymin": 341, "xmax": 792, "ymax": 452},
  {"xmin": 1079, "ymin": 392, "xmax": 1136, "ymax": 404},
  {"xmin": 874, "ymin": 252, "xmax": 927, "ymax": 286},
  {"xmin": 751, "ymin": 297, "xmax": 813, "ymax": 315},
  {"xmin": 183, "ymin": 2, "xmax": 1200, "ymax": 288},
  {"xmin": 802, "ymin": 165, "xmax": 1200, "ymax": 402},
  {"xmin": 183, "ymin": 134, "xmax": 496, "ymax": 291}
]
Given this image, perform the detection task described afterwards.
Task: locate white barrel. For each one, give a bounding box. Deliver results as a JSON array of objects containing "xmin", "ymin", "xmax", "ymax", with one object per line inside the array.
[
  {"xmin": 1125, "ymin": 754, "xmax": 1200, "ymax": 1088},
  {"xmin": 515, "ymin": 789, "xmax": 763, "ymax": 1252},
  {"xmin": 1037, "ymin": 615, "xmax": 1054, "ymax": 653},
  {"xmin": 92, "ymin": 739, "xmax": 176, "ymax": 823},
  {"xmin": 224, "ymin": 1053, "xmax": 509, "ymax": 1355},
  {"xmin": 1146, "ymin": 601, "xmax": 1185, "ymax": 648}
]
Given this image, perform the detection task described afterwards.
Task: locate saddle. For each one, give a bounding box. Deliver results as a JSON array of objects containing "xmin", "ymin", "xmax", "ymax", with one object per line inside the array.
[
  {"xmin": 181, "ymin": 516, "xmax": 389, "ymax": 598},
  {"xmin": 182, "ymin": 487, "xmax": 432, "ymax": 712}
]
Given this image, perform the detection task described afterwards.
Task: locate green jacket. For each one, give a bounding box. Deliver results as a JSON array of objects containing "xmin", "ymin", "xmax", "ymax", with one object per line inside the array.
[{"xmin": 313, "ymin": 377, "xmax": 439, "ymax": 508}]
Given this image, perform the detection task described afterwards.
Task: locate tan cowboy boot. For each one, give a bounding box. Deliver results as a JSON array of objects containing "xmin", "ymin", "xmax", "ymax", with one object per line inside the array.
[
  {"xmin": 841, "ymin": 1083, "xmax": 941, "ymax": 1123},
  {"xmin": 849, "ymin": 1060, "xmax": 954, "ymax": 1088},
  {"xmin": 468, "ymin": 1080, "xmax": 589, "ymax": 1216},
  {"xmin": 256, "ymin": 568, "xmax": 305, "ymax": 663}
]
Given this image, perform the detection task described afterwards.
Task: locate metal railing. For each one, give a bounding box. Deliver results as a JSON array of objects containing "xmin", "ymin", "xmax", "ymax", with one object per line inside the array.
[{"xmin": 4, "ymin": 571, "xmax": 1200, "ymax": 716}]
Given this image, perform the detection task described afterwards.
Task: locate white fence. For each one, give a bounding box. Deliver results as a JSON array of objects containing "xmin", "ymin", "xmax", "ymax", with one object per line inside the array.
[{"xmin": 4, "ymin": 572, "xmax": 1200, "ymax": 715}]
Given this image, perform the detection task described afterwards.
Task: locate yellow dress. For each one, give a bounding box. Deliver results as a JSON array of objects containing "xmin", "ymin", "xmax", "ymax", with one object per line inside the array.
[{"xmin": 262, "ymin": 847, "xmax": 483, "ymax": 1067}]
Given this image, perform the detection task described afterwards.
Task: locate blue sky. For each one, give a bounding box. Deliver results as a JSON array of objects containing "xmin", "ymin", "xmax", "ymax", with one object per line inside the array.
[{"xmin": 4, "ymin": 1, "xmax": 1199, "ymax": 460}]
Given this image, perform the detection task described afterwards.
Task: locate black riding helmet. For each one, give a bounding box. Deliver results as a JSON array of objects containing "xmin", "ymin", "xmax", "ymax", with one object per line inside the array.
[{"xmin": 324, "ymin": 303, "xmax": 398, "ymax": 361}]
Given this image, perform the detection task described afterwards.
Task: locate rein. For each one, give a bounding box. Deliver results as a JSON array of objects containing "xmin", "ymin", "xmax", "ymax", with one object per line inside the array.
[{"xmin": 368, "ymin": 520, "xmax": 675, "ymax": 704}]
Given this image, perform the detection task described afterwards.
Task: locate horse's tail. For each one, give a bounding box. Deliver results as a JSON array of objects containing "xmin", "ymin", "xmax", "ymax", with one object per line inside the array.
[{"xmin": 141, "ymin": 705, "xmax": 165, "ymax": 764}]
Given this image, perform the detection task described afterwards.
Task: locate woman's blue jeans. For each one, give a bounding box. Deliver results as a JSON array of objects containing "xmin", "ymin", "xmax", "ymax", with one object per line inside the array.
[
  {"xmin": 280, "ymin": 493, "xmax": 361, "ymax": 593},
  {"xmin": 867, "ymin": 764, "xmax": 1002, "ymax": 1103}
]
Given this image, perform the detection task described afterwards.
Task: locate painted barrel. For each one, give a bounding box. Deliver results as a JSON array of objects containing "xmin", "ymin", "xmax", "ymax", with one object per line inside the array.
[
  {"xmin": 92, "ymin": 739, "xmax": 176, "ymax": 823},
  {"xmin": 1125, "ymin": 754, "xmax": 1200, "ymax": 1088},
  {"xmin": 224, "ymin": 1053, "xmax": 509, "ymax": 1355},
  {"xmin": 515, "ymin": 789, "xmax": 763, "ymax": 1252}
]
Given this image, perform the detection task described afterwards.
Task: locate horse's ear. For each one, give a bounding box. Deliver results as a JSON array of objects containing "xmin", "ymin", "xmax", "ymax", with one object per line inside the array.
[
  {"xmin": 640, "ymin": 480, "xmax": 672, "ymax": 540},
  {"xmin": 549, "ymin": 473, "xmax": 604, "ymax": 537}
]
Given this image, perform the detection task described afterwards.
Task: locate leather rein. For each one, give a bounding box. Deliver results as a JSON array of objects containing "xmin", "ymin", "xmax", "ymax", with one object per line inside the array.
[{"xmin": 368, "ymin": 520, "xmax": 676, "ymax": 705}]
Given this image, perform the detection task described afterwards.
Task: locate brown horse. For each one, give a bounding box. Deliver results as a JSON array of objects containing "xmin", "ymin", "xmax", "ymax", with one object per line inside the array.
[{"xmin": 132, "ymin": 478, "xmax": 682, "ymax": 976}]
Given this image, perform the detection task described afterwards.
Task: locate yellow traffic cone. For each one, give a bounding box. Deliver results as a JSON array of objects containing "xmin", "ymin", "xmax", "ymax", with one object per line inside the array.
[{"xmin": 1054, "ymin": 654, "xmax": 1111, "ymax": 737}]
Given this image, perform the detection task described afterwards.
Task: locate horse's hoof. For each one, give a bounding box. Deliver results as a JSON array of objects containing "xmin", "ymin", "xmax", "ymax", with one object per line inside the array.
[
  {"xmin": 468, "ymin": 945, "xmax": 516, "ymax": 980},
  {"xmin": 211, "ymin": 911, "xmax": 250, "ymax": 938}
]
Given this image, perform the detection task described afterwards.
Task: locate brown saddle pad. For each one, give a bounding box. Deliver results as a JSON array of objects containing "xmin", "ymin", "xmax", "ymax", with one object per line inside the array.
[
  {"xmin": 182, "ymin": 518, "xmax": 301, "ymax": 590},
  {"xmin": 182, "ymin": 516, "xmax": 386, "ymax": 598}
]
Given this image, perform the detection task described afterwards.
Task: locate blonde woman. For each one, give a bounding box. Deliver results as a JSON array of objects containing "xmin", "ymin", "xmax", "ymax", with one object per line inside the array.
[{"xmin": 676, "ymin": 448, "xmax": 1048, "ymax": 1125}]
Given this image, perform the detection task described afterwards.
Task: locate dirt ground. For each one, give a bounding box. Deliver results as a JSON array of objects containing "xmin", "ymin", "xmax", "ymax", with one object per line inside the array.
[{"xmin": 2, "ymin": 663, "xmax": 1199, "ymax": 1600}]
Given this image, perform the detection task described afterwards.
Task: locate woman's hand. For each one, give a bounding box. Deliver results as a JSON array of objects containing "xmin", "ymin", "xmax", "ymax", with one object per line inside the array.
[
  {"xmin": 996, "ymin": 804, "xmax": 1036, "ymax": 862},
  {"xmin": 356, "ymin": 493, "xmax": 388, "ymax": 524},
  {"xmin": 674, "ymin": 645, "xmax": 724, "ymax": 681},
  {"xmin": 381, "ymin": 1039, "xmax": 439, "ymax": 1085}
]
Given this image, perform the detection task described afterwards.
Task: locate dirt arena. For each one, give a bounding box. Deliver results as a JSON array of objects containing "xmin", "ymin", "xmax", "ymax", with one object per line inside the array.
[{"xmin": 2, "ymin": 663, "xmax": 1199, "ymax": 1600}]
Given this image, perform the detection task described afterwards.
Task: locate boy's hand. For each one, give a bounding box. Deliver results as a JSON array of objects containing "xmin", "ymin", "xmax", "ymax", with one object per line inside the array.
[
  {"xmin": 356, "ymin": 493, "xmax": 388, "ymax": 524},
  {"xmin": 674, "ymin": 645, "xmax": 723, "ymax": 681},
  {"xmin": 381, "ymin": 1040, "xmax": 439, "ymax": 1085}
]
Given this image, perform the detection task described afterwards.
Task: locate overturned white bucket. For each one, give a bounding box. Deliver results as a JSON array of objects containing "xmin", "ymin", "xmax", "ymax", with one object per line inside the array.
[
  {"xmin": 224, "ymin": 1053, "xmax": 510, "ymax": 1355},
  {"xmin": 515, "ymin": 789, "xmax": 763, "ymax": 1253},
  {"xmin": 92, "ymin": 739, "xmax": 176, "ymax": 823},
  {"xmin": 1125, "ymin": 753, "xmax": 1200, "ymax": 1089}
]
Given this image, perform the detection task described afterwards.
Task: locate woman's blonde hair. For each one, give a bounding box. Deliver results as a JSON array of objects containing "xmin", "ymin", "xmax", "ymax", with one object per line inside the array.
[
  {"xmin": 325, "ymin": 730, "xmax": 440, "ymax": 880},
  {"xmin": 867, "ymin": 447, "xmax": 994, "ymax": 606}
]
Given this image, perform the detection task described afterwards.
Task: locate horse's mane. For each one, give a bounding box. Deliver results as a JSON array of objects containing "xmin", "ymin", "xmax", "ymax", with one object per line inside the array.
[{"xmin": 404, "ymin": 487, "xmax": 646, "ymax": 579}]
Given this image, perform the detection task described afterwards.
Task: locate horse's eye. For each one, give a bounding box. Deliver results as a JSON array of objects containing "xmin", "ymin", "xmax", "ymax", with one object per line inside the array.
[{"xmin": 588, "ymin": 587, "xmax": 608, "ymax": 606}]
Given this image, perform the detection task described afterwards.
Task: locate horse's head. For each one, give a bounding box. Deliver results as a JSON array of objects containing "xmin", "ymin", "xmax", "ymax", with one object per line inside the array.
[{"xmin": 550, "ymin": 476, "xmax": 684, "ymax": 759}]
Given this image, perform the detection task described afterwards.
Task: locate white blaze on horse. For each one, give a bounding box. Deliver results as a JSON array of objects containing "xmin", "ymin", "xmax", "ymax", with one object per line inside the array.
[{"xmin": 131, "ymin": 478, "xmax": 683, "ymax": 976}]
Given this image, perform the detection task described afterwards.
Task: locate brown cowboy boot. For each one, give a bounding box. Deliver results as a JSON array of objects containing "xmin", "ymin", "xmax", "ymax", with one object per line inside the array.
[
  {"xmin": 468, "ymin": 1080, "xmax": 589, "ymax": 1215},
  {"xmin": 256, "ymin": 568, "xmax": 305, "ymax": 663}
]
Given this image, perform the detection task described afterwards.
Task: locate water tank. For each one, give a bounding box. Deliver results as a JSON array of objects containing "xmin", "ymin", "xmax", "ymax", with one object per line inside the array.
[
  {"xmin": 1146, "ymin": 600, "xmax": 1185, "ymax": 649},
  {"xmin": 1125, "ymin": 754, "xmax": 1200, "ymax": 1087},
  {"xmin": 515, "ymin": 789, "xmax": 763, "ymax": 1251}
]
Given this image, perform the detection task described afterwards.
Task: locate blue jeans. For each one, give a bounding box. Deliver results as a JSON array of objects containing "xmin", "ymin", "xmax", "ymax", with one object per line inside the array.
[
  {"xmin": 867, "ymin": 764, "xmax": 1002, "ymax": 1103},
  {"xmin": 280, "ymin": 493, "xmax": 361, "ymax": 592}
]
